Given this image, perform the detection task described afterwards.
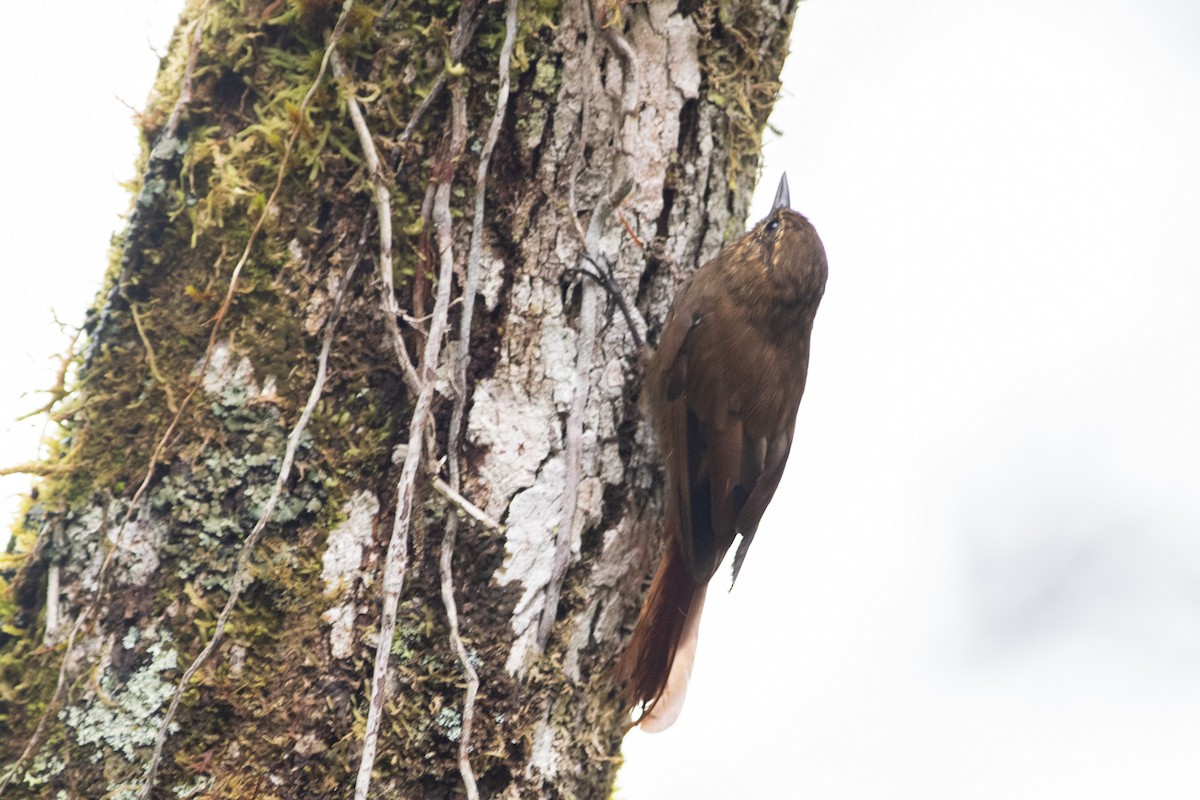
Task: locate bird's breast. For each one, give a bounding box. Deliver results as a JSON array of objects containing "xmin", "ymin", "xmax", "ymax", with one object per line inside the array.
[{"xmin": 683, "ymin": 305, "xmax": 810, "ymax": 437}]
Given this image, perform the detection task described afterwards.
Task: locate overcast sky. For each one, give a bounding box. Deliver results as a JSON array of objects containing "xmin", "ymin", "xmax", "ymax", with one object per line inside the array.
[
  {"xmin": 1, "ymin": 0, "xmax": 179, "ymax": 530},
  {"xmin": 3, "ymin": 1, "xmax": 1200, "ymax": 798}
]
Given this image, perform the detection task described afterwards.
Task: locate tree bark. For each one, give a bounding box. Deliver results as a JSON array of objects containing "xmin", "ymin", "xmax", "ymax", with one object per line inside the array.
[{"xmin": 0, "ymin": 0, "xmax": 797, "ymax": 796}]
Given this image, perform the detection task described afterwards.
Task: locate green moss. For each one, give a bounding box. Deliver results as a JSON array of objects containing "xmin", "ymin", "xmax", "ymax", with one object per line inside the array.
[{"xmin": 696, "ymin": 0, "xmax": 795, "ymax": 192}]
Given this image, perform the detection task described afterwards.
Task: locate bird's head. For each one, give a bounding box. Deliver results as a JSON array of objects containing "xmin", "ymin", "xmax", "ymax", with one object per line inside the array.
[{"xmin": 740, "ymin": 174, "xmax": 828, "ymax": 305}]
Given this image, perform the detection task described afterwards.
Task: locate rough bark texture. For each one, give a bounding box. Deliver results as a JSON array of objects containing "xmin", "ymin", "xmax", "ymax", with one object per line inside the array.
[{"xmin": 0, "ymin": 0, "xmax": 797, "ymax": 796}]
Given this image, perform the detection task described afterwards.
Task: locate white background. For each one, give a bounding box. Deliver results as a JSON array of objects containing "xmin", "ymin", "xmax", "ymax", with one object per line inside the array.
[
  {"xmin": 1, "ymin": 0, "xmax": 182, "ymax": 528},
  {"xmin": 3, "ymin": 2, "xmax": 1200, "ymax": 798}
]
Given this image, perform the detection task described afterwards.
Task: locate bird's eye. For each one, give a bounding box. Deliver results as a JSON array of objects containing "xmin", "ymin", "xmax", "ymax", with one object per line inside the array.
[{"xmin": 765, "ymin": 218, "xmax": 780, "ymax": 234}]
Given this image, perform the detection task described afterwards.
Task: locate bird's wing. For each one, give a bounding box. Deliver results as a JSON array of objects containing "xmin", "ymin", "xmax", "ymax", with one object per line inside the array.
[
  {"xmin": 656, "ymin": 287, "xmax": 753, "ymax": 582},
  {"xmin": 667, "ymin": 296, "xmax": 804, "ymax": 584},
  {"xmin": 729, "ymin": 425, "xmax": 795, "ymax": 585}
]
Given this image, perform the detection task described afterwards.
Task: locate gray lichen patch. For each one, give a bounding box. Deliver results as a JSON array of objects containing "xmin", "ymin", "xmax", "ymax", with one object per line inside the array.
[
  {"xmin": 467, "ymin": 373, "xmax": 558, "ymax": 518},
  {"xmin": 435, "ymin": 706, "xmax": 464, "ymax": 742},
  {"xmin": 172, "ymin": 775, "xmax": 214, "ymax": 798},
  {"xmin": 16, "ymin": 750, "xmax": 65, "ymax": 791},
  {"xmin": 61, "ymin": 628, "xmax": 179, "ymax": 765},
  {"xmin": 151, "ymin": 344, "xmax": 327, "ymax": 588}
]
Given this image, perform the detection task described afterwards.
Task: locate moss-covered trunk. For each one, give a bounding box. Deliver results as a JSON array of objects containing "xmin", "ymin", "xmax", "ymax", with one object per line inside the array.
[{"xmin": 0, "ymin": 0, "xmax": 796, "ymax": 796}]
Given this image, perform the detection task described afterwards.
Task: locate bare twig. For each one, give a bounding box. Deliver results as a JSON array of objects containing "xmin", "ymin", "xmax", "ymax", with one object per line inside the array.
[
  {"xmin": 138, "ymin": 226, "xmax": 367, "ymax": 800},
  {"xmin": 42, "ymin": 524, "xmax": 65, "ymax": 645},
  {"xmin": 128, "ymin": 304, "xmax": 180, "ymax": 414},
  {"xmin": 618, "ymin": 208, "xmax": 645, "ymax": 247},
  {"xmin": 331, "ymin": 48, "xmax": 422, "ymax": 396},
  {"xmin": 427, "ymin": 7, "xmax": 518, "ymax": 794},
  {"xmin": 564, "ymin": 10, "xmax": 595, "ymax": 247},
  {"xmin": 602, "ymin": 26, "xmax": 641, "ymax": 120},
  {"xmin": 354, "ymin": 85, "xmax": 470, "ymax": 800},
  {"xmin": 439, "ymin": 515, "xmax": 481, "ymax": 800},
  {"xmin": 399, "ymin": 72, "xmax": 449, "ymax": 146},
  {"xmin": 432, "ymin": 476, "xmax": 504, "ymax": 534},
  {"xmin": 434, "ymin": 84, "xmax": 481, "ymax": 800},
  {"xmin": 15, "ymin": 328, "xmax": 78, "ymax": 422},
  {"xmin": 377, "ymin": 0, "xmax": 399, "ymax": 22},
  {"xmin": 447, "ymin": 0, "xmax": 518, "ymax": 485},
  {"xmin": 0, "ymin": 462, "xmax": 68, "ymax": 477},
  {"xmin": 571, "ymin": 254, "xmax": 646, "ymax": 349},
  {"xmin": 390, "ymin": 0, "xmax": 485, "ymax": 164}
]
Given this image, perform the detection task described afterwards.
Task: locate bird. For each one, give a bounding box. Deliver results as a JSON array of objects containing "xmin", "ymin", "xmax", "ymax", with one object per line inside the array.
[{"xmin": 618, "ymin": 174, "xmax": 827, "ymax": 731}]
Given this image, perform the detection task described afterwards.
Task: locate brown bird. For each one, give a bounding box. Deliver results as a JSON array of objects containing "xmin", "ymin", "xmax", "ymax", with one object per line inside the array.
[{"xmin": 618, "ymin": 175, "xmax": 827, "ymax": 731}]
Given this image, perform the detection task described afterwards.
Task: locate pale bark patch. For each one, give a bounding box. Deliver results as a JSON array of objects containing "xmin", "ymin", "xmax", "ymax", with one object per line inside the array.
[
  {"xmin": 496, "ymin": 456, "xmax": 567, "ymax": 673},
  {"xmin": 108, "ymin": 506, "xmax": 164, "ymax": 589},
  {"xmin": 200, "ymin": 340, "xmax": 258, "ymax": 396},
  {"xmin": 320, "ymin": 490, "xmax": 380, "ymax": 594},
  {"xmin": 321, "ymin": 490, "xmax": 380, "ymax": 660},
  {"xmin": 467, "ymin": 378, "xmax": 557, "ymax": 518},
  {"xmin": 526, "ymin": 709, "xmax": 562, "ymax": 780}
]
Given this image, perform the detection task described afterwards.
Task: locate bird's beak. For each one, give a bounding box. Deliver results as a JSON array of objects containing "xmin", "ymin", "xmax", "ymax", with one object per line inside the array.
[{"xmin": 770, "ymin": 173, "xmax": 791, "ymax": 212}]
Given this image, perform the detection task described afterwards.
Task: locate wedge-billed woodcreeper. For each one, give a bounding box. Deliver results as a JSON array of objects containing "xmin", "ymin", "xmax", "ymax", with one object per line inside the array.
[{"xmin": 618, "ymin": 175, "xmax": 827, "ymax": 731}]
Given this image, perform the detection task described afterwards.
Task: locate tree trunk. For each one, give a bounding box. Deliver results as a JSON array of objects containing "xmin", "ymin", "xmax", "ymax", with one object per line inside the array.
[{"xmin": 0, "ymin": 0, "xmax": 796, "ymax": 796}]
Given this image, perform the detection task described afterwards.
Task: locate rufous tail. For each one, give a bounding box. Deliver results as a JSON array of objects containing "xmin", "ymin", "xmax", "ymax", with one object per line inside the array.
[{"xmin": 617, "ymin": 540, "xmax": 708, "ymax": 732}]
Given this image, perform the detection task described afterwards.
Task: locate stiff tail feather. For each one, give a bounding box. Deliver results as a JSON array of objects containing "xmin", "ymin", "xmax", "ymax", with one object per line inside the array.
[{"xmin": 616, "ymin": 540, "xmax": 708, "ymax": 732}]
